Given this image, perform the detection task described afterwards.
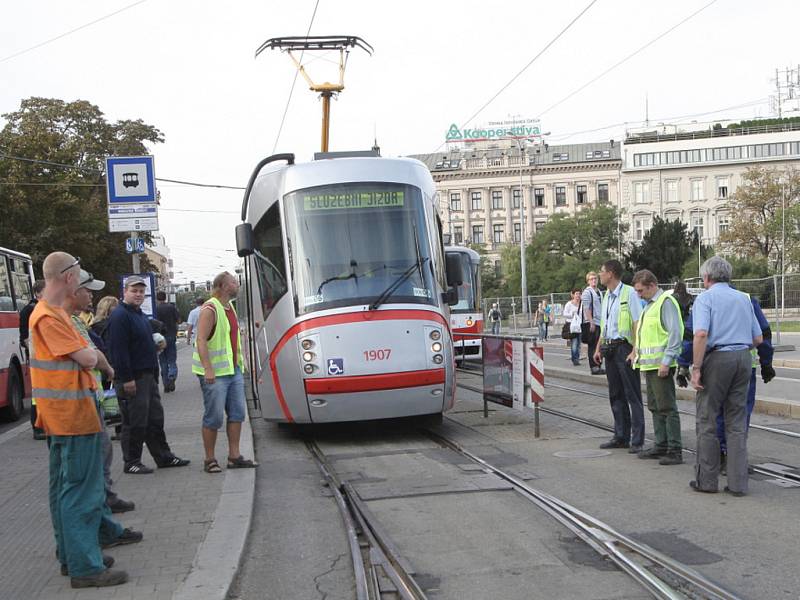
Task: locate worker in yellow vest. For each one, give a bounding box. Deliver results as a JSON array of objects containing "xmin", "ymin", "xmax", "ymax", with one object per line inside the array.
[
  {"xmin": 630, "ymin": 269, "xmax": 684, "ymax": 465},
  {"xmin": 193, "ymin": 272, "xmax": 258, "ymax": 473}
]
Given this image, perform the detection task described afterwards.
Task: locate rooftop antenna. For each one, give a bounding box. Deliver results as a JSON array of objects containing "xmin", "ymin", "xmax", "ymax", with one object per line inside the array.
[{"xmin": 256, "ymin": 35, "xmax": 374, "ymax": 152}]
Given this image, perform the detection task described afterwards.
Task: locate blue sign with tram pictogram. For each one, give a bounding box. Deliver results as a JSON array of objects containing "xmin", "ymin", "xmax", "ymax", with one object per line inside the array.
[{"xmin": 106, "ymin": 156, "xmax": 157, "ymax": 204}]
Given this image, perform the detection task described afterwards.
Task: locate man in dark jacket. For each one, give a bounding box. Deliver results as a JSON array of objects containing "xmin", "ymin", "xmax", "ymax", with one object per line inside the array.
[
  {"xmin": 155, "ymin": 291, "xmax": 180, "ymax": 393},
  {"xmin": 107, "ymin": 276, "xmax": 189, "ymax": 474},
  {"xmin": 20, "ymin": 280, "xmax": 46, "ymax": 438}
]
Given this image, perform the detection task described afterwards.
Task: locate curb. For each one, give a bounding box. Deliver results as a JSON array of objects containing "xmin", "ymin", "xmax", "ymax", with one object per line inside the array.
[
  {"xmin": 773, "ymin": 358, "xmax": 800, "ymax": 368},
  {"xmin": 546, "ymin": 364, "xmax": 800, "ymax": 419},
  {"xmin": 173, "ymin": 415, "xmax": 256, "ymax": 600}
]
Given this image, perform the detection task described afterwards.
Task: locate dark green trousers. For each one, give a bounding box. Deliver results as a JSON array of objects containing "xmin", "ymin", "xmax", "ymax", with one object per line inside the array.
[{"xmin": 644, "ymin": 369, "xmax": 682, "ymax": 451}]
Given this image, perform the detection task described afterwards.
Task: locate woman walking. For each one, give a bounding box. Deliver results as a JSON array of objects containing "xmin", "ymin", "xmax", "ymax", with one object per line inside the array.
[{"xmin": 562, "ymin": 290, "xmax": 583, "ymax": 366}]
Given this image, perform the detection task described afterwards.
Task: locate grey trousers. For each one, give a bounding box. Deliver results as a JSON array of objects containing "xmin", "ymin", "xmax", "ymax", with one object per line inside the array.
[{"xmin": 695, "ymin": 349, "xmax": 751, "ymax": 493}]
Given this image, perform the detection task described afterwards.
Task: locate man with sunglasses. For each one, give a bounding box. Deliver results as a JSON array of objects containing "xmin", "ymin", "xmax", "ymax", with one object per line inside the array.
[
  {"xmin": 29, "ymin": 253, "xmax": 129, "ymax": 588},
  {"xmin": 108, "ymin": 275, "xmax": 190, "ymax": 474}
]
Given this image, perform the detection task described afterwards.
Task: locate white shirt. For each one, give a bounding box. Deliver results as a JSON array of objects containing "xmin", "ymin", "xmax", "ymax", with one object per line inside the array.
[{"xmin": 187, "ymin": 306, "xmax": 202, "ymax": 342}]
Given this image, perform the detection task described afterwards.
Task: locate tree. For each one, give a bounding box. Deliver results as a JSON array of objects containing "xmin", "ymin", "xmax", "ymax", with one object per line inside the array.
[
  {"xmin": 627, "ymin": 216, "xmax": 694, "ymax": 282},
  {"xmin": 0, "ymin": 97, "xmax": 164, "ymax": 287},
  {"xmin": 502, "ymin": 205, "xmax": 627, "ymax": 295},
  {"xmin": 719, "ymin": 165, "xmax": 800, "ymax": 271},
  {"xmin": 467, "ymin": 242, "xmax": 508, "ymax": 299}
]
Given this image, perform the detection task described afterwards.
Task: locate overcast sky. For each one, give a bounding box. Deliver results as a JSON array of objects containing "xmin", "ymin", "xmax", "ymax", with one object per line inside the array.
[{"xmin": 2, "ymin": 0, "xmax": 798, "ymax": 282}]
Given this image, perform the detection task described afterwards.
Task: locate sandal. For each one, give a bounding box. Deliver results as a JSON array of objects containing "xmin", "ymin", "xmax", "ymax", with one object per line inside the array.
[
  {"xmin": 227, "ymin": 455, "xmax": 258, "ymax": 469},
  {"xmin": 204, "ymin": 458, "xmax": 222, "ymax": 473}
]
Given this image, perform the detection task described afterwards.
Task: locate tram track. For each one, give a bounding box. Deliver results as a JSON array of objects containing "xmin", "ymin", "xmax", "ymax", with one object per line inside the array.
[{"xmin": 455, "ymin": 370, "xmax": 800, "ymax": 486}]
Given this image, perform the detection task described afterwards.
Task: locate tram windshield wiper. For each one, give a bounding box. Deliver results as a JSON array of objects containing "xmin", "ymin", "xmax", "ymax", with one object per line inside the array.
[
  {"xmin": 317, "ymin": 260, "xmax": 358, "ymax": 295},
  {"xmin": 368, "ymin": 257, "xmax": 428, "ymax": 311}
]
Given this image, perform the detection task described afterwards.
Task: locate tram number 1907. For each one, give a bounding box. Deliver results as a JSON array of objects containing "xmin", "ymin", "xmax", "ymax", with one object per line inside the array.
[{"xmin": 363, "ymin": 349, "xmax": 392, "ymax": 361}]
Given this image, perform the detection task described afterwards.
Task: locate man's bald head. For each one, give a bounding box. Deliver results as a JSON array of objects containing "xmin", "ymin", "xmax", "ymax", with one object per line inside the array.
[{"xmin": 43, "ymin": 252, "xmax": 78, "ymax": 281}]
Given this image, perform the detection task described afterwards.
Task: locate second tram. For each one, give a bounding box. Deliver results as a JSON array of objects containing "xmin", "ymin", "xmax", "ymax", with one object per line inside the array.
[
  {"xmin": 444, "ymin": 245, "xmax": 482, "ymax": 365},
  {"xmin": 235, "ymin": 152, "xmax": 464, "ymax": 423}
]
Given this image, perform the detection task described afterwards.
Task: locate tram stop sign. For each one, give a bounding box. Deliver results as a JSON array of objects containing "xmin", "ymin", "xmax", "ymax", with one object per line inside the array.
[{"xmin": 106, "ymin": 155, "xmax": 159, "ymax": 233}]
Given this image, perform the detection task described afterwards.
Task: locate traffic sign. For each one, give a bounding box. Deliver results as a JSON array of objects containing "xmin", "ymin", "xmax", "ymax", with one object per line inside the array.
[
  {"xmin": 125, "ymin": 238, "xmax": 146, "ymax": 254},
  {"xmin": 106, "ymin": 156, "xmax": 157, "ymax": 204}
]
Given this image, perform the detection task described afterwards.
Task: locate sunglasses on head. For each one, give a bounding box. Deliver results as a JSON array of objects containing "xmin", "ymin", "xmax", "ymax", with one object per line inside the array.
[{"xmin": 60, "ymin": 256, "xmax": 81, "ymax": 274}]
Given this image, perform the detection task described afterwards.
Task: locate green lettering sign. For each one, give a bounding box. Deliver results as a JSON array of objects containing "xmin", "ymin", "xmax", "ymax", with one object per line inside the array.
[{"xmin": 304, "ymin": 190, "xmax": 405, "ymax": 211}]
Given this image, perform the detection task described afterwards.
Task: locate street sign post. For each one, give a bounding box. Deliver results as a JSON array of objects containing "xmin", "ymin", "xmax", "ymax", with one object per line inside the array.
[{"xmin": 125, "ymin": 238, "xmax": 146, "ymax": 254}]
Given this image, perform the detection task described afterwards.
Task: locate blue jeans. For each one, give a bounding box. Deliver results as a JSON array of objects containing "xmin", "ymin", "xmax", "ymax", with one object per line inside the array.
[
  {"xmin": 491, "ymin": 321, "xmax": 501, "ymax": 335},
  {"xmin": 569, "ymin": 335, "xmax": 581, "ymax": 363},
  {"xmin": 159, "ymin": 335, "xmax": 178, "ymax": 383},
  {"xmin": 198, "ymin": 367, "xmax": 246, "ymax": 430}
]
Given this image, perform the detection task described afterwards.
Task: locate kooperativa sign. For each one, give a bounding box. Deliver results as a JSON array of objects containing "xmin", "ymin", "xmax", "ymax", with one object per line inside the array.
[{"xmin": 446, "ymin": 118, "xmax": 542, "ymax": 143}]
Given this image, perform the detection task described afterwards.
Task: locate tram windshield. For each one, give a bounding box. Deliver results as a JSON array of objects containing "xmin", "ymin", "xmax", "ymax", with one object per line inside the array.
[
  {"xmin": 450, "ymin": 252, "xmax": 478, "ymax": 313},
  {"xmin": 283, "ymin": 182, "xmax": 436, "ymax": 314}
]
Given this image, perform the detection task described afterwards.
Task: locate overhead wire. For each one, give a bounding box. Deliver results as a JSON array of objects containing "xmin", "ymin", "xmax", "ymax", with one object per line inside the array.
[
  {"xmin": 270, "ymin": 0, "xmax": 322, "ymax": 153},
  {"xmin": 0, "ymin": 0, "xmax": 148, "ymax": 64}
]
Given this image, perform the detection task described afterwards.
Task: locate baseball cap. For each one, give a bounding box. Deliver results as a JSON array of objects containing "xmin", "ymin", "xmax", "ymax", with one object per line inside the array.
[
  {"xmin": 78, "ymin": 269, "xmax": 105, "ymax": 291},
  {"xmin": 125, "ymin": 275, "xmax": 147, "ymax": 287}
]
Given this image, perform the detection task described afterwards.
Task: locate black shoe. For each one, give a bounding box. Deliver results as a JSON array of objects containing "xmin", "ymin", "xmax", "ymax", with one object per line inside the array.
[
  {"xmin": 628, "ymin": 445, "xmax": 643, "ymax": 454},
  {"xmin": 123, "ymin": 462, "xmax": 153, "ymax": 475},
  {"xmin": 156, "ymin": 456, "xmax": 191, "ymax": 468},
  {"xmin": 724, "ymin": 486, "xmax": 746, "ymax": 497},
  {"xmin": 107, "ymin": 497, "xmax": 135, "ymax": 513},
  {"xmin": 572, "ymin": 360, "xmax": 580, "ymax": 366},
  {"xmin": 71, "ymin": 569, "xmax": 128, "ymax": 588},
  {"xmin": 101, "ymin": 528, "xmax": 143, "ymax": 549},
  {"xmin": 689, "ymin": 480, "xmax": 717, "ymax": 493},
  {"xmin": 658, "ymin": 452, "xmax": 683, "ymax": 465},
  {"xmin": 638, "ymin": 446, "xmax": 668, "ymax": 459},
  {"xmin": 62, "ymin": 554, "xmax": 114, "ymax": 576},
  {"xmin": 599, "ymin": 439, "xmax": 629, "ymax": 449},
  {"xmin": 720, "ymin": 452, "xmax": 727, "ymax": 476}
]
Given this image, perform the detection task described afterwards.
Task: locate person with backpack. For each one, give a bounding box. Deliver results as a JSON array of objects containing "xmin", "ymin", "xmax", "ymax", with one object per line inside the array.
[{"xmin": 488, "ymin": 303, "xmax": 502, "ymax": 334}]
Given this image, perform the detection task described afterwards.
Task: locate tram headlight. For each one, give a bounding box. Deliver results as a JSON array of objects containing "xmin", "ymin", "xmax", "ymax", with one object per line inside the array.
[
  {"xmin": 429, "ymin": 330, "xmax": 441, "ymax": 341},
  {"xmin": 304, "ymin": 364, "xmax": 315, "ymax": 374},
  {"xmin": 466, "ymin": 318, "xmax": 474, "ymax": 327},
  {"xmin": 301, "ymin": 339, "xmax": 314, "ymax": 350},
  {"xmin": 302, "ymin": 351, "xmax": 315, "ymax": 362},
  {"xmin": 432, "ymin": 354, "xmax": 444, "ymax": 364},
  {"xmin": 431, "ymin": 341, "xmax": 442, "ymax": 353}
]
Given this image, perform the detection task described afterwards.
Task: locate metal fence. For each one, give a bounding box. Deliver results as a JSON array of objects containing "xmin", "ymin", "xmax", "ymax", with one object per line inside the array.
[{"xmin": 482, "ymin": 273, "xmax": 800, "ymax": 339}]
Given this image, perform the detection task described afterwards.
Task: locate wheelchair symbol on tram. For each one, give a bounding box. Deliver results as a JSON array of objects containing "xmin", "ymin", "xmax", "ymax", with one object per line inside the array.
[{"xmin": 327, "ymin": 358, "xmax": 344, "ymax": 375}]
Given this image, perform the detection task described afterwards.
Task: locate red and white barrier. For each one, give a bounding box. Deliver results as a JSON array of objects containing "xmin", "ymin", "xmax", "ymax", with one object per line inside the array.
[{"xmin": 528, "ymin": 344, "xmax": 544, "ymax": 406}]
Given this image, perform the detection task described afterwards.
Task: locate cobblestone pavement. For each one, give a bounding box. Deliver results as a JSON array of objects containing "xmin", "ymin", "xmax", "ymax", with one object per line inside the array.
[{"xmin": 0, "ymin": 346, "xmax": 253, "ymax": 600}]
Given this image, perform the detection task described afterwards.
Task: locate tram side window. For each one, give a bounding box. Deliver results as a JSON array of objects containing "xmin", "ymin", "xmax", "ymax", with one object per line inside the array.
[
  {"xmin": 253, "ymin": 204, "xmax": 289, "ymax": 316},
  {"xmin": 0, "ymin": 259, "xmax": 14, "ymax": 312}
]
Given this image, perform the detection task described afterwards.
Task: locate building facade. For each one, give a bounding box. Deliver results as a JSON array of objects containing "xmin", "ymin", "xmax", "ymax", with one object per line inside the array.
[
  {"xmin": 620, "ymin": 122, "xmax": 800, "ymax": 246},
  {"xmin": 145, "ymin": 232, "xmax": 174, "ymax": 294},
  {"xmin": 413, "ymin": 142, "xmax": 621, "ymax": 263}
]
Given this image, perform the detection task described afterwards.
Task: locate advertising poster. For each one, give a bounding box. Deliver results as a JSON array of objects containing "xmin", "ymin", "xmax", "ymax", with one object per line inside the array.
[{"xmin": 482, "ymin": 337, "xmax": 513, "ymax": 407}]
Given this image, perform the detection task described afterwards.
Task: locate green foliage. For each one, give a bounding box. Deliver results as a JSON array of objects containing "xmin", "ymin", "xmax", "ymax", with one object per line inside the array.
[
  {"xmin": 502, "ymin": 205, "xmax": 627, "ymax": 295},
  {"xmin": 726, "ymin": 116, "xmax": 800, "ymax": 129},
  {"xmin": 467, "ymin": 242, "xmax": 508, "ymax": 298},
  {"xmin": 176, "ymin": 290, "xmax": 208, "ymax": 320},
  {"xmin": 627, "ymin": 217, "xmax": 694, "ymax": 282},
  {"xmin": 0, "ymin": 97, "xmax": 164, "ymax": 287}
]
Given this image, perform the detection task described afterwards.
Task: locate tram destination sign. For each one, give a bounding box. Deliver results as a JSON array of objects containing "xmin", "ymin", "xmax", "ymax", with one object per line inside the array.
[{"xmin": 304, "ymin": 190, "xmax": 404, "ymax": 211}]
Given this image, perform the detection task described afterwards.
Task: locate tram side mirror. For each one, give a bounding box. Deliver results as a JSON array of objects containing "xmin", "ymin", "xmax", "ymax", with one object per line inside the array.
[
  {"xmin": 445, "ymin": 253, "xmax": 464, "ymax": 287},
  {"xmin": 236, "ymin": 223, "xmax": 254, "ymax": 257}
]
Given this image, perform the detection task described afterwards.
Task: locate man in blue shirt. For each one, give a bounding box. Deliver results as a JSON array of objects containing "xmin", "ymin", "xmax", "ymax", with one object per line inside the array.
[
  {"xmin": 593, "ymin": 260, "xmax": 645, "ymax": 452},
  {"xmin": 687, "ymin": 257, "xmax": 762, "ymax": 497}
]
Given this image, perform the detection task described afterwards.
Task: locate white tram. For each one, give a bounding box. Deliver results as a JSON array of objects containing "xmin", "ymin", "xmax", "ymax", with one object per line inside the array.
[
  {"xmin": 444, "ymin": 246, "xmax": 482, "ymax": 365},
  {"xmin": 235, "ymin": 152, "xmax": 464, "ymax": 423}
]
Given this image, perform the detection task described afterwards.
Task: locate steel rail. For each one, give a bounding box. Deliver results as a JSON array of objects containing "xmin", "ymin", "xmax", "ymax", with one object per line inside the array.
[
  {"xmin": 424, "ymin": 430, "xmax": 742, "ymax": 600},
  {"xmin": 305, "ymin": 440, "xmax": 429, "ymax": 600}
]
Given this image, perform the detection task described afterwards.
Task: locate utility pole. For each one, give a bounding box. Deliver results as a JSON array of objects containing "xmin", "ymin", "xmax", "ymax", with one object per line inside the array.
[{"xmin": 131, "ymin": 232, "xmax": 140, "ymax": 274}]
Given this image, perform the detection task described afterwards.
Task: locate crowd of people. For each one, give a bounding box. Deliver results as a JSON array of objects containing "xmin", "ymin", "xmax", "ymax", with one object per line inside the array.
[{"xmin": 20, "ymin": 252, "xmax": 258, "ymax": 589}]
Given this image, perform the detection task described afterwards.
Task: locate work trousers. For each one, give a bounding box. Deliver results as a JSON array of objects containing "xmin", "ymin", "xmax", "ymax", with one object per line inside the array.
[
  {"xmin": 48, "ymin": 433, "xmax": 106, "ymax": 578},
  {"xmin": 644, "ymin": 369, "xmax": 682, "ymax": 452},
  {"xmin": 116, "ymin": 371, "xmax": 173, "ymax": 466},
  {"xmin": 603, "ymin": 341, "xmax": 644, "ymax": 447},
  {"xmin": 716, "ymin": 368, "xmax": 757, "ymax": 454},
  {"xmin": 695, "ymin": 350, "xmax": 751, "ymax": 493},
  {"xmin": 584, "ymin": 325, "xmax": 601, "ymax": 371},
  {"xmin": 159, "ymin": 335, "xmax": 178, "ymax": 384}
]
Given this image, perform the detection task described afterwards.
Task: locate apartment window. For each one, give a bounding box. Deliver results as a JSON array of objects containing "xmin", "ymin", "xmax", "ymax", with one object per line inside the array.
[
  {"xmin": 555, "ymin": 186, "xmax": 566, "ymax": 206},
  {"xmin": 534, "ymin": 187, "xmax": 545, "ymax": 207},
  {"xmin": 717, "ymin": 177, "xmax": 729, "ymax": 199},
  {"xmin": 633, "ymin": 181, "xmax": 650, "ymax": 204},
  {"xmin": 472, "ymin": 225, "xmax": 484, "ymax": 244},
  {"xmin": 665, "ymin": 180, "xmax": 678, "ymax": 203},
  {"xmin": 450, "ymin": 193, "xmax": 461, "ymax": 212},
  {"xmin": 534, "ymin": 221, "xmax": 545, "ymax": 232},
  {"xmin": 552, "ymin": 153, "xmax": 569, "ymax": 162},
  {"xmin": 453, "ymin": 226, "xmax": 463, "ymax": 245},
  {"xmin": 634, "ymin": 216, "xmax": 650, "ymax": 241},
  {"xmin": 492, "ymin": 224, "xmax": 504, "ymax": 244},
  {"xmin": 691, "ymin": 213, "xmax": 705, "ymax": 239},
  {"xmin": 491, "ymin": 190, "xmax": 503, "ymax": 210},
  {"xmin": 512, "ymin": 187, "xmax": 521, "ymax": 209},
  {"xmin": 598, "ymin": 183, "xmax": 609, "ymax": 203},
  {"xmin": 471, "ymin": 191, "xmax": 482, "ymax": 210},
  {"xmin": 690, "ymin": 179, "xmax": 705, "ymax": 201},
  {"xmin": 717, "ymin": 214, "xmax": 730, "ymax": 235},
  {"xmin": 665, "ymin": 211, "xmax": 681, "ymax": 222},
  {"xmin": 576, "ymin": 184, "xmax": 587, "ymax": 205},
  {"xmin": 513, "ymin": 222, "xmax": 521, "ymax": 242}
]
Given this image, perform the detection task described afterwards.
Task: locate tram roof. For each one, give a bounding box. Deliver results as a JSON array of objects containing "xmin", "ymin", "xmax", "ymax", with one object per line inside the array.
[{"xmin": 0, "ymin": 246, "xmax": 33, "ymax": 261}]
